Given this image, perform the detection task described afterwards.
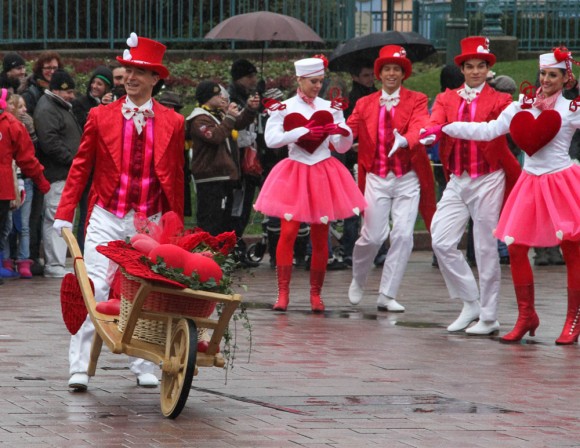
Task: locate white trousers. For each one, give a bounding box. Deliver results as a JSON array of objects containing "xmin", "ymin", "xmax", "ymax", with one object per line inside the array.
[
  {"xmin": 43, "ymin": 180, "xmax": 68, "ymax": 271},
  {"xmin": 69, "ymin": 205, "xmax": 159, "ymax": 376},
  {"xmin": 352, "ymin": 171, "xmax": 420, "ymax": 299},
  {"xmin": 431, "ymin": 170, "xmax": 505, "ymax": 322}
]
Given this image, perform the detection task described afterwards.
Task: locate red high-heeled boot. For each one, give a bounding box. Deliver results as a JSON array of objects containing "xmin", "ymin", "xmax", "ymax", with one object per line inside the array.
[
  {"xmin": 272, "ymin": 265, "xmax": 292, "ymax": 311},
  {"xmin": 500, "ymin": 283, "xmax": 539, "ymax": 343},
  {"xmin": 556, "ymin": 288, "xmax": 580, "ymax": 345},
  {"xmin": 309, "ymin": 269, "xmax": 326, "ymax": 313}
]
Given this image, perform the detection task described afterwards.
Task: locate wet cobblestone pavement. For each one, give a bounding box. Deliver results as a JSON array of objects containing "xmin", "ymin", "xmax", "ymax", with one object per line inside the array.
[{"xmin": 0, "ymin": 251, "xmax": 578, "ymax": 447}]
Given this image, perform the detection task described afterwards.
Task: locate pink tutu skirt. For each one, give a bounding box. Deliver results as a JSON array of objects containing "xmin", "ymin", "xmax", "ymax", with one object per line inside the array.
[
  {"xmin": 495, "ymin": 164, "xmax": 580, "ymax": 247},
  {"xmin": 254, "ymin": 157, "xmax": 366, "ymax": 224}
]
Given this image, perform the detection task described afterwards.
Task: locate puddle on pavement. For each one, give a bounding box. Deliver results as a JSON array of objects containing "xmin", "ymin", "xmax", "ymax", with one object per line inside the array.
[
  {"xmin": 270, "ymin": 308, "xmax": 446, "ymax": 327},
  {"xmin": 194, "ymin": 388, "xmax": 518, "ymax": 415}
]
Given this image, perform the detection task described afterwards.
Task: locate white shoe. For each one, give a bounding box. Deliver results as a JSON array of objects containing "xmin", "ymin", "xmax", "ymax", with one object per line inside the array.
[
  {"xmin": 466, "ymin": 320, "xmax": 500, "ymax": 335},
  {"xmin": 44, "ymin": 267, "xmax": 72, "ymax": 278},
  {"xmin": 136, "ymin": 373, "xmax": 159, "ymax": 388},
  {"xmin": 348, "ymin": 279, "xmax": 364, "ymax": 305},
  {"xmin": 447, "ymin": 300, "xmax": 481, "ymax": 332},
  {"xmin": 68, "ymin": 373, "xmax": 89, "ymax": 391},
  {"xmin": 377, "ymin": 294, "xmax": 405, "ymax": 312}
]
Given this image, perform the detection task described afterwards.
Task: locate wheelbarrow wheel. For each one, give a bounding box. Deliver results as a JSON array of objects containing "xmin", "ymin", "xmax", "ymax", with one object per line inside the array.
[{"xmin": 160, "ymin": 318, "xmax": 197, "ymax": 418}]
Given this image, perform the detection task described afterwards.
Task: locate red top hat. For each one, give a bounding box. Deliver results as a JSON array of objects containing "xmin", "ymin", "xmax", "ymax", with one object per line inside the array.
[
  {"xmin": 374, "ymin": 45, "xmax": 412, "ymax": 80},
  {"xmin": 454, "ymin": 36, "xmax": 496, "ymax": 67},
  {"xmin": 116, "ymin": 33, "xmax": 170, "ymax": 79}
]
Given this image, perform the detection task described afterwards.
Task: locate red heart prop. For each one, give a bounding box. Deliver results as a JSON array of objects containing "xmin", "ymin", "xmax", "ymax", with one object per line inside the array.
[
  {"xmin": 60, "ymin": 273, "xmax": 93, "ymax": 335},
  {"xmin": 96, "ymin": 299, "xmax": 121, "ymax": 316},
  {"xmin": 509, "ymin": 110, "xmax": 561, "ymax": 157},
  {"xmin": 283, "ymin": 110, "xmax": 334, "ymax": 153}
]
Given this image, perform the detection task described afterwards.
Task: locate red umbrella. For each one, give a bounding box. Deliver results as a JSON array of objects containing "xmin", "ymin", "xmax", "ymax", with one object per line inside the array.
[{"xmin": 205, "ymin": 11, "xmax": 324, "ymax": 84}]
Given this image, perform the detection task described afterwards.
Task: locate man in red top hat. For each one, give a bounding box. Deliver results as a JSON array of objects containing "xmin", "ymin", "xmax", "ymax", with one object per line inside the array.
[
  {"xmin": 346, "ymin": 45, "xmax": 436, "ymax": 312},
  {"xmin": 421, "ymin": 36, "xmax": 520, "ymax": 335},
  {"xmin": 54, "ymin": 33, "xmax": 185, "ymax": 391}
]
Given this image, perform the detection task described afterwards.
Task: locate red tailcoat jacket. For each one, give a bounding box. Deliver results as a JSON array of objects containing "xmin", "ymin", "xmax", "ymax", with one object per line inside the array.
[
  {"xmin": 347, "ymin": 87, "xmax": 436, "ymax": 231},
  {"xmin": 55, "ymin": 98, "xmax": 185, "ymax": 223},
  {"xmin": 429, "ymin": 84, "xmax": 521, "ymax": 201}
]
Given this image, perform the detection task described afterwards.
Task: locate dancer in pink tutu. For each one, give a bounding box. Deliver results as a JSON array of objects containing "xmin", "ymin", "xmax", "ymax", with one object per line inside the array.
[
  {"xmin": 423, "ymin": 47, "xmax": 580, "ymax": 344},
  {"xmin": 254, "ymin": 56, "xmax": 366, "ymax": 312}
]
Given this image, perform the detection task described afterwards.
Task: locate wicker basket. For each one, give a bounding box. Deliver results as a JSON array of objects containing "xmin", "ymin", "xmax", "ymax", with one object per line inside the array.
[{"xmin": 118, "ymin": 271, "xmax": 217, "ymax": 346}]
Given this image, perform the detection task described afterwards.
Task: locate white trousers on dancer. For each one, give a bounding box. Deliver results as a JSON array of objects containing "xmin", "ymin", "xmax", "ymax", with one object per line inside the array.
[
  {"xmin": 69, "ymin": 205, "xmax": 159, "ymax": 376},
  {"xmin": 431, "ymin": 170, "xmax": 505, "ymax": 322},
  {"xmin": 352, "ymin": 171, "xmax": 420, "ymax": 298}
]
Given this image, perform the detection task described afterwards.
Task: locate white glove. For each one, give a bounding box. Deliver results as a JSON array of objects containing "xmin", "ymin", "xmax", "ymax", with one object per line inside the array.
[
  {"xmin": 53, "ymin": 219, "xmax": 73, "ymax": 237},
  {"xmin": 388, "ymin": 129, "xmax": 408, "ymax": 157},
  {"xmin": 419, "ymin": 128, "xmax": 436, "ymax": 146}
]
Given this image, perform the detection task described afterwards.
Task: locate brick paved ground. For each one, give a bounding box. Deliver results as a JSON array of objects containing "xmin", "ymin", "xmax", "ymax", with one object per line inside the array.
[{"xmin": 0, "ymin": 252, "xmax": 579, "ymax": 447}]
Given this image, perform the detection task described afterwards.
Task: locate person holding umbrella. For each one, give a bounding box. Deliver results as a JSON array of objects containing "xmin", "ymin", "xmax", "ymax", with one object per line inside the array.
[
  {"xmin": 346, "ymin": 45, "xmax": 436, "ymax": 312},
  {"xmin": 254, "ymin": 56, "xmax": 366, "ymax": 312}
]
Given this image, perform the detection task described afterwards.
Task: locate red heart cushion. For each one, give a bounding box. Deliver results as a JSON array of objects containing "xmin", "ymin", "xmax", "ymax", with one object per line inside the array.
[
  {"xmin": 283, "ymin": 110, "xmax": 334, "ymax": 153},
  {"xmin": 96, "ymin": 299, "xmax": 121, "ymax": 316},
  {"xmin": 509, "ymin": 110, "xmax": 561, "ymax": 157}
]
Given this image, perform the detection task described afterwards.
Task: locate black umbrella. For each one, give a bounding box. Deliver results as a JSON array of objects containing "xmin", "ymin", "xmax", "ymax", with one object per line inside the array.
[{"xmin": 328, "ymin": 31, "xmax": 436, "ymax": 72}]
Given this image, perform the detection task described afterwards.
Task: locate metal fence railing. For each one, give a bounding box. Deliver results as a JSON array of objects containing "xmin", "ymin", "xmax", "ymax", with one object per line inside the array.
[
  {"xmin": 0, "ymin": 1, "xmax": 579, "ymax": 51},
  {"xmin": 415, "ymin": 0, "xmax": 580, "ymax": 51},
  {"xmin": 0, "ymin": 0, "xmax": 353, "ymax": 48}
]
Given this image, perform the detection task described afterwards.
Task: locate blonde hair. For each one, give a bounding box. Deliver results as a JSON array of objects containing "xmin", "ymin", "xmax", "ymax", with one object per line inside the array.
[{"xmin": 7, "ymin": 93, "xmax": 22, "ymax": 112}]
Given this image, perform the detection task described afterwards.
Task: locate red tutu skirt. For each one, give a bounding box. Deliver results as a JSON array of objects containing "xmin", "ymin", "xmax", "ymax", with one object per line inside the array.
[
  {"xmin": 495, "ymin": 164, "xmax": 580, "ymax": 247},
  {"xmin": 254, "ymin": 157, "xmax": 366, "ymax": 224}
]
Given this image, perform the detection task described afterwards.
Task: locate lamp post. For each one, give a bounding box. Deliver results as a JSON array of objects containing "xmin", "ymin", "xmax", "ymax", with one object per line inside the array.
[
  {"xmin": 446, "ymin": 0, "xmax": 468, "ymax": 65},
  {"xmin": 481, "ymin": 0, "xmax": 504, "ymax": 36}
]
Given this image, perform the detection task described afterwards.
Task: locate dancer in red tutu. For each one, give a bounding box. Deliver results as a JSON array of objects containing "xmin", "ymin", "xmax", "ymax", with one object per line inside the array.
[
  {"xmin": 254, "ymin": 56, "xmax": 366, "ymax": 312},
  {"xmin": 424, "ymin": 47, "xmax": 580, "ymax": 344}
]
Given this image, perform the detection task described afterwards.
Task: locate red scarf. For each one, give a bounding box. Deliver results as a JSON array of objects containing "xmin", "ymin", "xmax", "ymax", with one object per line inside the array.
[
  {"xmin": 297, "ymin": 88, "xmax": 316, "ymax": 109},
  {"xmin": 534, "ymin": 87, "xmax": 561, "ymax": 111}
]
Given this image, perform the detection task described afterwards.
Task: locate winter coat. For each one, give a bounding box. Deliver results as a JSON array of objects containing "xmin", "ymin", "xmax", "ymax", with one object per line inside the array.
[
  {"xmin": 34, "ymin": 91, "xmax": 83, "ymax": 183},
  {"xmin": 0, "ymin": 111, "xmax": 46, "ymax": 200}
]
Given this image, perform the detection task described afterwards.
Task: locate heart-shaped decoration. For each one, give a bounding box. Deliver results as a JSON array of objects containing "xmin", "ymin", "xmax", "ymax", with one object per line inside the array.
[
  {"xmin": 504, "ymin": 236, "xmax": 515, "ymax": 246},
  {"xmin": 352, "ymin": 207, "xmax": 360, "ymax": 216},
  {"xmin": 284, "ymin": 213, "xmax": 293, "ymax": 221},
  {"xmin": 556, "ymin": 230, "xmax": 564, "ymax": 240},
  {"xmin": 509, "ymin": 110, "xmax": 561, "ymax": 157},
  {"xmin": 320, "ymin": 216, "xmax": 329, "ymax": 225},
  {"xmin": 283, "ymin": 110, "xmax": 334, "ymax": 153}
]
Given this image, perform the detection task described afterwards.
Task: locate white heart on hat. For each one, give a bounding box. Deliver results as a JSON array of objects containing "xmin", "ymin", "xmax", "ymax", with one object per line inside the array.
[{"xmin": 127, "ymin": 32, "xmax": 138, "ymax": 47}]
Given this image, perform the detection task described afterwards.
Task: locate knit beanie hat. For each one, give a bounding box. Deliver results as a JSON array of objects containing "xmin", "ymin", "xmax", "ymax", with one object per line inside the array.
[
  {"xmin": 489, "ymin": 75, "xmax": 516, "ymax": 95},
  {"xmin": 3, "ymin": 52, "xmax": 26, "ymax": 72},
  {"xmin": 90, "ymin": 66, "xmax": 113, "ymax": 87},
  {"xmin": 231, "ymin": 59, "xmax": 257, "ymax": 81},
  {"xmin": 195, "ymin": 80, "xmax": 221, "ymax": 105},
  {"xmin": 49, "ymin": 70, "xmax": 76, "ymax": 90},
  {"xmin": 158, "ymin": 90, "xmax": 183, "ymax": 111}
]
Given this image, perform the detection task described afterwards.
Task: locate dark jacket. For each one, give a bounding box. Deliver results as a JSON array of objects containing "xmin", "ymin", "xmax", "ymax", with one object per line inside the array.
[
  {"xmin": 345, "ymin": 80, "xmax": 377, "ymax": 119},
  {"xmin": 34, "ymin": 91, "xmax": 83, "ymax": 183},
  {"xmin": 72, "ymin": 66, "xmax": 113, "ymax": 129},
  {"xmin": 21, "ymin": 75, "xmax": 47, "ymax": 116},
  {"xmin": 187, "ymin": 106, "xmax": 256, "ymax": 184}
]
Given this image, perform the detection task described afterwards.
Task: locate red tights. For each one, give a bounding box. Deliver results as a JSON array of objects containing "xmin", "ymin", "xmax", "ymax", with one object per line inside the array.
[
  {"xmin": 276, "ymin": 220, "xmax": 329, "ymax": 272},
  {"xmin": 508, "ymin": 241, "xmax": 580, "ymax": 289}
]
